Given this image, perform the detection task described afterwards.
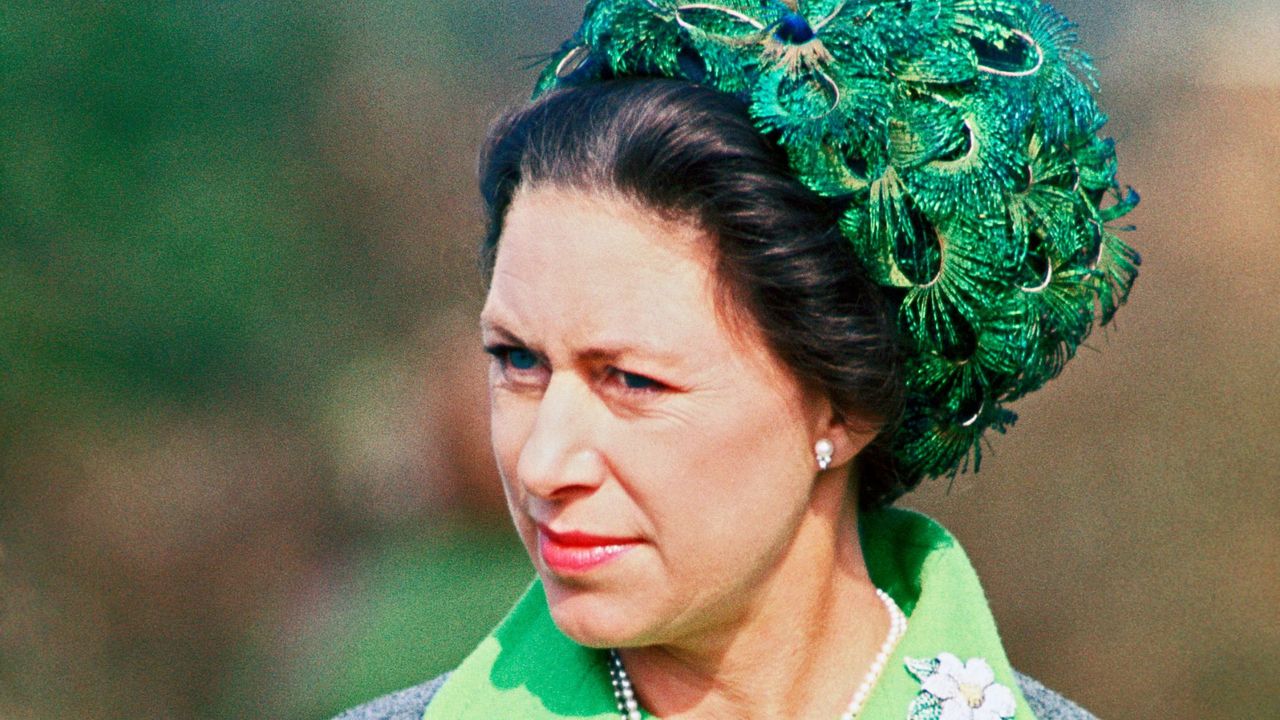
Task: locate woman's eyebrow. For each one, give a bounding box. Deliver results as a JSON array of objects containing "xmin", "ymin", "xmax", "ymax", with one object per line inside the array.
[
  {"xmin": 478, "ymin": 319, "xmax": 522, "ymax": 345},
  {"xmin": 576, "ymin": 341, "xmax": 686, "ymax": 368},
  {"xmin": 482, "ymin": 315, "xmax": 687, "ymax": 366}
]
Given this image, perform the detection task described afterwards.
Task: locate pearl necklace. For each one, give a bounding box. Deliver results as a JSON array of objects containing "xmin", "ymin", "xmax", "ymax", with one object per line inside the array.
[{"xmin": 607, "ymin": 588, "xmax": 908, "ymax": 720}]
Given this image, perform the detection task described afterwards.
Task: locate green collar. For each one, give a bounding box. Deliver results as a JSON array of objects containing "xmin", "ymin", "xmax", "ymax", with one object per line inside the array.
[{"xmin": 423, "ymin": 508, "xmax": 1035, "ymax": 719}]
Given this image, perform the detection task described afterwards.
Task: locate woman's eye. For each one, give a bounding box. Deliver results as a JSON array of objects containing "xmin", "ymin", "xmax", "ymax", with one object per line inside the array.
[
  {"xmin": 484, "ymin": 345, "xmax": 543, "ymax": 377},
  {"xmin": 610, "ymin": 368, "xmax": 662, "ymax": 392},
  {"xmin": 507, "ymin": 348, "xmax": 538, "ymax": 371},
  {"xmin": 622, "ymin": 372, "xmax": 657, "ymax": 390}
]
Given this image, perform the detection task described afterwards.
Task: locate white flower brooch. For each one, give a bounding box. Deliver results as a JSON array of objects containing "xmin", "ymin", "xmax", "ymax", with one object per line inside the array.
[{"xmin": 905, "ymin": 653, "xmax": 1017, "ymax": 720}]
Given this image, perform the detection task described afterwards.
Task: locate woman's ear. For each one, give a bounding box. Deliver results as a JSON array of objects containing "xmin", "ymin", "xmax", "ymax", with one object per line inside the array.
[{"xmin": 816, "ymin": 406, "xmax": 878, "ymax": 471}]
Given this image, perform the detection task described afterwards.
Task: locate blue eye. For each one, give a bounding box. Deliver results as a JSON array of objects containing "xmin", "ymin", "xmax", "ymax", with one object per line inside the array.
[
  {"xmin": 619, "ymin": 370, "xmax": 658, "ymax": 391},
  {"xmin": 483, "ymin": 344, "xmax": 541, "ymax": 374},
  {"xmin": 507, "ymin": 348, "xmax": 538, "ymax": 370}
]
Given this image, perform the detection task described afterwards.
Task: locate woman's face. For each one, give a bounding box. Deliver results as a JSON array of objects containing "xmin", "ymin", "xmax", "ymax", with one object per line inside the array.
[{"xmin": 481, "ymin": 185, "xmax": 843, "ymax": 649}]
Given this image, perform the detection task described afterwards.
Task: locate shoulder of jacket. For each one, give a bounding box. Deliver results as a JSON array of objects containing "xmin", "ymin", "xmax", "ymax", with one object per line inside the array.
[
  {"xmin": 1015, "ymin": 670, "xmax": 1099, "ymax": 719},
  {"xmin": 330, "ymin": 673, "xmax": 450, "ymax": 720},
  {"xmin": 330, "ymin": 669, "xmax": 1095, "ymax": 719}
]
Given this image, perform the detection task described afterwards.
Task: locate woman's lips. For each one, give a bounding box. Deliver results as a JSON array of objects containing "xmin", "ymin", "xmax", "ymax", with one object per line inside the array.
[{"xmin": 537, "ymin": 525, "xmax": 641, "ymax": 575}]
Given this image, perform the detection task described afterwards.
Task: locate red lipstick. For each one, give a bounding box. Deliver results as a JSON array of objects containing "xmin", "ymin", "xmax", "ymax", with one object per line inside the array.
[{"xmin": 537, "ymin": 525, "xmax": 640, "ymax": 575}]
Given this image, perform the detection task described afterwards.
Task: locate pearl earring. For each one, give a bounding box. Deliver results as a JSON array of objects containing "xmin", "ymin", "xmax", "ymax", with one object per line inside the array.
[{"xmin": 815, "ymin": 438, "xmax": 834, "ymax": 471}]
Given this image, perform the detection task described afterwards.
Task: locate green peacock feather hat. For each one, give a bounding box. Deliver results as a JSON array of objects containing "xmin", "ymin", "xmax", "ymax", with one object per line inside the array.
[{"xmin": 532, "ymin": 0, "xmax": 1140, "ymax": 485}]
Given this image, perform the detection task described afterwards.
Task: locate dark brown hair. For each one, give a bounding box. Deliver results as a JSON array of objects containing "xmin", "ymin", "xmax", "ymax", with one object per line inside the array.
[{"xmin": 477, "ymin": 78, "xmax": 913, "ymax": 508}]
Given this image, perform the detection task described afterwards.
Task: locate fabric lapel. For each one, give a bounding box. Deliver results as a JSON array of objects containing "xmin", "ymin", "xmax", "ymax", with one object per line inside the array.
[
  {"xmin": 422, "ymin": 578, "xmax": 617, "ymax": 718},
  {"xmin": 857, "ymin": 508, "xmax": 1035, "ymax": 718}
]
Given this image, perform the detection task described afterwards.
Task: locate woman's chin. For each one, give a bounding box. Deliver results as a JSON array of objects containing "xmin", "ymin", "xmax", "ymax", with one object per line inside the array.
[{"xmin": 542, "ymin": 583, "xmax": 653, "ymax": 648}]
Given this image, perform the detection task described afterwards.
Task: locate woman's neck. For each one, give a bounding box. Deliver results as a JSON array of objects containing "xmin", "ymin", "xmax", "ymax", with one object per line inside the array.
[{"xmin": 615, "ymin": 473, "xmax": 888, "ymax": 719}]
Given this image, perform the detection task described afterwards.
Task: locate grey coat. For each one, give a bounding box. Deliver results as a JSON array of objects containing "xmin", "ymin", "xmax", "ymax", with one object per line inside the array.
[{"xmin": 332, "ymin": 670, "xmax": 1097, "ymax": 719}]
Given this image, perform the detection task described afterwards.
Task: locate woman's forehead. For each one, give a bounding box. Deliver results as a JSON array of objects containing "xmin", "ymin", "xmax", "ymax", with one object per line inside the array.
[{"xmin": 482, "ymin": 186, "xmax": 765, "ymax": 364}]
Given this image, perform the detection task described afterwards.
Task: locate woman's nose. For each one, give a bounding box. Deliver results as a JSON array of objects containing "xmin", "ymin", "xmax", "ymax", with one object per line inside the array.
[{"xmin": 516, "ymin": 372, "xmax": 605, "ymax": 500}]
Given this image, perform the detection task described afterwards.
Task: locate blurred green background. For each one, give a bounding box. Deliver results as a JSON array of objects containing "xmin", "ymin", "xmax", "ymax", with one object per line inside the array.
[{"xmin": 1, "ymin": 1, "xmax": 1276, "ymax": 718}]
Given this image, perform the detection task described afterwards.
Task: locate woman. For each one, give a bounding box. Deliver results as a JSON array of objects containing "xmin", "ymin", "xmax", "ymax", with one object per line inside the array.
[{"xmin": 338, "ymin": 1, "xmax": 1138, "ymax": 717}]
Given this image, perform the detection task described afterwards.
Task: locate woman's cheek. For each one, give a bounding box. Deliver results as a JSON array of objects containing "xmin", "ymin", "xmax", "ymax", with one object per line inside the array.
[{"xmin": 489, "ymin": 398, "xmax": 530, "ymax": 489}]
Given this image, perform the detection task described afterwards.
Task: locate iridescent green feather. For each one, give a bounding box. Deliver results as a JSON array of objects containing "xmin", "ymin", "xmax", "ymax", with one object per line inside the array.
[
  {"xmin": 1075, "ymin": 135, "xmax": 1118, "ymax": 192},
  {"xmin": 947, "ymin": 0, "xmax": 1028, "ymax": 34},
  {"xmin": 1094, "ymin": 229, "xmax": 1140, "ymax": 324},
  {"xmin": 790, "ymin": 138, "xmax": 882, "ymax": 195},
  {"xmin": 813, "ymin": 2, "xmax": 906, "ymax": 78},
  {"xmin": 683, "ymin": 29, "xmax": 759, "ymax": 93},
  {"xmin": 897, "ymin": 220, "xmax": 1025, "ymax": 364},
  {"xmin": 1010, "ymin": 135, "xmax": 1085, "ymax": 259},
  {"xmin": 892, "ymin": 34, "xmax": 978, "ymax": 85},
  {"xmin": 1025, "ymin": 4, "xmax": 1106, "ymax": 145},
  {"xmin": 752, "ymin": 70, "xmax": 892, "ymax": 154},
  {"xmin": 896, "ymin": 86, "xmax": 1030, "ymax": 219},
  {"xmin": 590, "ymin": 0, "xmax": 686, "ymax": 76},
  {"xmin": 999, "ymin": 257, "xmax": 1096, "ymax": 400}
]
